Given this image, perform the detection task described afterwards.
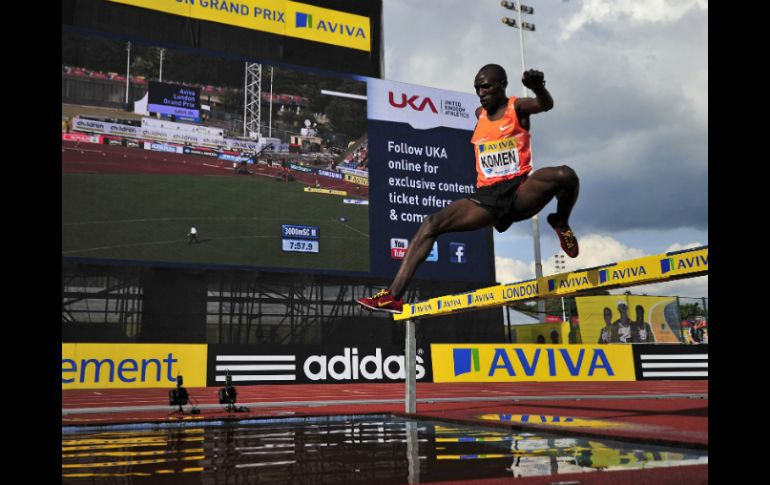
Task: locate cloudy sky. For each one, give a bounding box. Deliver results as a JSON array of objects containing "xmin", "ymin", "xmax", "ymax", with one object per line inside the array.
[{"xmin": 381, "ymin": 0, "xmax": 708, "ymax": 299}]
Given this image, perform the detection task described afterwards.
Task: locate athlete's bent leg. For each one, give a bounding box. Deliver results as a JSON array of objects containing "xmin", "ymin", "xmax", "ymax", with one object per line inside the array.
[
  {"xmin": 389, "ymin": 199, "xmax": 495, "ymax": 299},
  {"xmin": 514, "ymin": 165, "xmax": 580, "ymax": 256}
]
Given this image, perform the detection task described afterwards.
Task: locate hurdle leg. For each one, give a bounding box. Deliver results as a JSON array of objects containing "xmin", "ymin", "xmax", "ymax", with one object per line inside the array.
[{"xmin": 405, "ymin": 318, "xmax": 416, "ymax": 414}]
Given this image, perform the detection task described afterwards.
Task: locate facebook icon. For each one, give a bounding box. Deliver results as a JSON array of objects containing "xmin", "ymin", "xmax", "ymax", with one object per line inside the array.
[{"xmin": 450, "ymin": 243, "xmax": 466, "ymax": 263}]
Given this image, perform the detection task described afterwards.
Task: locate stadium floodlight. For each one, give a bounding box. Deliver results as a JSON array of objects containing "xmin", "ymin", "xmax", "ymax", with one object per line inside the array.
[
  {"xmin": 501, "ymin": 17, "xmax": 535, "ymax": 31},
  {"xmin": 500, "ymin": 0, "xmax": 542, "ymax": 321},
  {"xmin": 501, "ymin": 1, "xmax": 534, "ymax": 15}
]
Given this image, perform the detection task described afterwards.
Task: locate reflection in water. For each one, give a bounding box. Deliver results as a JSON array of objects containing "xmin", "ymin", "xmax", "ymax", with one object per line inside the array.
[{"xmin": 62, "ymin": 415, "xmax": 707, "ymax": 483}]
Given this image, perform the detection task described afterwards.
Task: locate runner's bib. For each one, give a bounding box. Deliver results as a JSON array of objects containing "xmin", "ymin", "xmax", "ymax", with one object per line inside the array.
[{"xmin": 477, "ymin": 136, "xmax": 520, "ymax": 178}]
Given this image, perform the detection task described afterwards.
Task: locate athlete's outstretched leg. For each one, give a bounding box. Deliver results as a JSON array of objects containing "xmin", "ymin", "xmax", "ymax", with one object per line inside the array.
[
  {"xmin": 514, "ymin": 165, "xmax": 580, "ymax": 256},
  {"xmin": 357, "ymin": 199, "xmax": 495, "ymax": 313}
]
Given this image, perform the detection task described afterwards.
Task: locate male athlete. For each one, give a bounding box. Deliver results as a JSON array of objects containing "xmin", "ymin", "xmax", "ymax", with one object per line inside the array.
[{"xmin": 357, "ymin": 64, "xmax": 580, "ymax": 314}]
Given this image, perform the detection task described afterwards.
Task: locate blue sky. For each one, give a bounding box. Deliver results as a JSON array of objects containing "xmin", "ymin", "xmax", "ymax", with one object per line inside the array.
[{"xmin": 382, "ymin": 0, "xmax": 708, "ymax": 299}]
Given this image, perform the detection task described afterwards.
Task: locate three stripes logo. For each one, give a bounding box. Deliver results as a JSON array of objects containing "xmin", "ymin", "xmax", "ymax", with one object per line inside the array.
[
  {"xmin": 453, "ymin": 348, "xmax": 480, "ymax": 376},
  {"xmin": 215, "ymin": 354, "xmax": 297, "ymax": 383},
  {"xmin": 633, "ymin": 346, "xmax": 708, "ymax": 380}
]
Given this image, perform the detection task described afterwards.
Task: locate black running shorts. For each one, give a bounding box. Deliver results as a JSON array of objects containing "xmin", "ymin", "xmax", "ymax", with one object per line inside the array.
[{"xmin": 467, "ymin": 175, "xmax": 528, "ymax": 233}]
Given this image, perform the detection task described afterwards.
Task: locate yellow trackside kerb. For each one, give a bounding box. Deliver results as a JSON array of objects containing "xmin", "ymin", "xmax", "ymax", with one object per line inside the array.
[
  {"xmin": 108, "ymin": 1, "xmax": 371, "ymax": 52},
  {"xmin": 62, "ymin": 343, "xmax": 208, "ymax": 390},
  {"xmin": 431, "ymin": 344, "xmax": 636, "ymax": 383},
  {"xmin": 393, "ymin": 246, "xmax": 707, "ymax": 321}
]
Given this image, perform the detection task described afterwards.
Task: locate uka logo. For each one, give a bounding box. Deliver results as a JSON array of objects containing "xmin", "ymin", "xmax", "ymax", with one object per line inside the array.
[
  {"xmin": 453, "ymin": 347, "xmax": 615, "ymax": 377},
  {"xmin": 304, "ymin": 348, "xmax": 425, "ymax": 381},
  {"xmin": 388, "ymin": 91, "xmax": 438, "ymax": 113}
]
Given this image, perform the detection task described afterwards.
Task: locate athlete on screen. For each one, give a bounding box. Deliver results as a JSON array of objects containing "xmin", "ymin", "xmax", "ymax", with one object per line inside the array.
[{"xmin": 357, "ymin": 64, "xmax": 580, "ymax": 314}]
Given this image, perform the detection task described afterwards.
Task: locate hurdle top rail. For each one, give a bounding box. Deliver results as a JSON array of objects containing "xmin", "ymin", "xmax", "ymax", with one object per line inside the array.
[{"xmin": 393, "ymin": 245, "xmax": 708, "ymax": 321}]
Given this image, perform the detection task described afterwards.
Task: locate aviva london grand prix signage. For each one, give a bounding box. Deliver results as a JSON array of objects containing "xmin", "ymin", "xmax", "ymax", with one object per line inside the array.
[
  {"xmin": 109, "ymin": 0, "xmax": 371, "ymax": 51},
  {"xmin": 431, "ymin": 344, "xmax": 636, "ymax": 383}
]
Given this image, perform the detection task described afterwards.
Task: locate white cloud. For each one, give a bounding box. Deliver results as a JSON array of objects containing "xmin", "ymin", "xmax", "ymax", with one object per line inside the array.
[
  {"xmin": 560, "ymin": 0, "xmax": 708, "ymax": 40},
  {"xmin": 495, "ymin": 256, "xmax": 533, "ymax": 284},
  {"xmin": 545, "ymin": 233, "xmax": 646, "ymax": 274},
  {"xmin": 665, "ymin": 241, "xmax": 705, "ymax": 252}
]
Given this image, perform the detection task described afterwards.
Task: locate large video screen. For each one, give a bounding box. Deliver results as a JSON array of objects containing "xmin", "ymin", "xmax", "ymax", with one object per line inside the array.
[
  {"xmin": 147, "ymin": 81, "xmax": 201, "ymax": 121},
  {"xmin": 62, "ymin": 29, "xmax": 494, "ymax": 283}
]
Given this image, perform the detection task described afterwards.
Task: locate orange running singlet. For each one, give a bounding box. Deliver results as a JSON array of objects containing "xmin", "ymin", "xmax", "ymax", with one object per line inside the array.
[{"xmin": 471, "ymin": 96, "xmax": 532, "ymax": 188}]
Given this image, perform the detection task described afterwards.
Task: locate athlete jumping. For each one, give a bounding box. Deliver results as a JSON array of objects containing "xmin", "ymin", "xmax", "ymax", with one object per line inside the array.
[{"xmin": 357, "ymin": 64, "xmax": 580, "ymax": 314}]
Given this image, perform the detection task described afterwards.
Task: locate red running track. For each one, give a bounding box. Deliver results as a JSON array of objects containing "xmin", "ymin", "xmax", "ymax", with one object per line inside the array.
[
  {"xmin": 61, "ymin": 140, "xmax": 369, "ymax": 196},
  {"xmin": 63, "ymin": 381, "xmax": 707, "ymax": 448}
]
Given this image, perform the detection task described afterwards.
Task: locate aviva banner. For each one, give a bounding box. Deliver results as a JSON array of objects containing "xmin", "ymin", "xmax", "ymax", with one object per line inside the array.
[
  {"xmin": 108, "ymin": 1, "xmax": 371, "ymax": 52},
  {"xmin": 431, "ymin": 344, "xmax": 635, "ymax": 383},
  {"xmin": 62, "ymin": 343, "xmax": 208, "ymax": 390}
]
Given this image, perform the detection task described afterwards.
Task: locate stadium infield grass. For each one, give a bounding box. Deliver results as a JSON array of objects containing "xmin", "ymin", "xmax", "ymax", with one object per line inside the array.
[{"xmin": 62, "ymin": 173, "xmax": 370, "ymax": 272}]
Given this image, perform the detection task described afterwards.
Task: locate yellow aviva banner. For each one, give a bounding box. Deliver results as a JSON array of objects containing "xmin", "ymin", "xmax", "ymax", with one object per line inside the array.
[
  {"xmin": 108, "ymin": 0, "xmax": 371, "ymax": 52},
  {"xmin": 304, "ymin": 186, "xmax": 347, "ymax": 196},
  {"xmin": 344, "ymin": 173, "xmax": 369, "ymax": 186},
  {"xmin": 431, "ymin": 344, "xmax": 635, "ymax": 383},
  {"xmin": 62, "ymin": 343, "xmax": 207, "ymax": 390},
  {"xmin": 575, "ymin": 295, "xmax": 683, "ymax": 345}
]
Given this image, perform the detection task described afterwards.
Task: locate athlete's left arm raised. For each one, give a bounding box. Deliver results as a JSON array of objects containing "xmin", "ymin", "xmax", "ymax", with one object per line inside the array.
[{"xmin": 515, "ymin": 69, "xmax": 554, "ymax": 115}]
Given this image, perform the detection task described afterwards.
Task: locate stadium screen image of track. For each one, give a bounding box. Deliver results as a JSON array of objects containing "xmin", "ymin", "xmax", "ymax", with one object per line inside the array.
[{"xmin": 61, "ymin": 30, "xmax": 370, "ymax": 274}]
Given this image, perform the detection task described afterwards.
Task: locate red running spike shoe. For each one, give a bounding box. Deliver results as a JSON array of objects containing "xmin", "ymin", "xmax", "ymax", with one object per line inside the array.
[
  {"xmin": 547, "ymin": 213, "xmax": 579, "ymax": 258},
  {"xmin": 356, "ymin": 289, "xmax": 403, "ymax": 314}
]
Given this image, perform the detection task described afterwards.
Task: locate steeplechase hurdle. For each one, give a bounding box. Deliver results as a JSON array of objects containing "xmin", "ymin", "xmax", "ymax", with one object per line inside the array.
[{"xmin": 393, "ymin": 246, "xmax": 708, "ymax": 413}]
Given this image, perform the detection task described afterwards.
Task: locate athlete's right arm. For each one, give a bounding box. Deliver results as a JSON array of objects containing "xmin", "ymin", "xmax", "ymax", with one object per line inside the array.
[{"xmin": 475, "ymin": 106, "xmax": 483, "ymax": 119}]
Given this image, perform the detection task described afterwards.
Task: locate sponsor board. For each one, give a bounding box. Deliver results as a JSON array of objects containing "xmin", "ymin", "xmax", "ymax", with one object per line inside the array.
[
  {"xmin": 145, "ymin": 142, "xmax": 183, "ymax": 154},
  {"xmin": 207, "ymin": 346, "xmax": 431, "ymax": 385},
  {"xmin": 632, "ymin": 344, "xmax": 708, "ymax": 380},
  {"xmin": 337, "ymin": 166, "xmax": 369, "ymax": 177},
  {"xmin": 184, "ymin": 146, "xmax": 220, "ymax": 158},
  {"xmin": 431, "ymin": 344, "xmax": 636, "ymax": 383},
  {"xmin": 286, "ymin": 1, "xmax": 371, "ymax": 51},
  {"xmin": 317, "ymin": 169, "xmax": 343, "ymax": 180},
  {"xmin": 223, "ymin": 138, "xmax": 262, "ymax": 152},
  {"xmin": 344, "ymin": 173, "xmax": 369, "ymax": 186},
  {"xmin": 303, "ymin": 187, "xmax": 347, "ymax": 196},
  {"xmin": 105, "ymin": 137, "xmax": 124, "ymax": 146},
  {"xmin": 219, "ymin": 153, "xmax": 250, "ymax": 162},
  {"xmin": 62, "ymin": 132, "xmax": 100, "ymax": 143},
  {"xmin": 290, "ymin": 163, "xmax": 313, "ymax": 173},
  {"xmin": 110, "ymin": 0, "xmax": 370, "ymax": 52},
  {"xmin": 62, "ymin": 343, "xmax": 207, "ymax": 390},
  {"xmin": 141, "ymin": 116, "xmax": 222, "ymax": 138},
  {"xmin": 367, "ymin": 78, "xmax": 478, "ymax": 131},
  {"xmin": 343, "ymin": 198, "xmax": 369, "ymax": 205}
]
